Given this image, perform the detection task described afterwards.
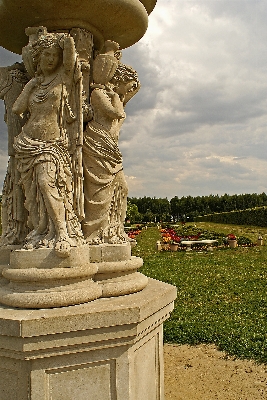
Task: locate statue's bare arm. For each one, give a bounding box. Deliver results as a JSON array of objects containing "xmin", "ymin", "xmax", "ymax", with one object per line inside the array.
[
  {"xmin": 92, "ymin": 88, "xmax": 125, "ymax": 120},
  {"xmin": 12, "ymin": 78, "xmax": 37, "ymax": 116},
  {"xmin": 60, "ymin": 35, "xmax": 76, "ymax": 80}
]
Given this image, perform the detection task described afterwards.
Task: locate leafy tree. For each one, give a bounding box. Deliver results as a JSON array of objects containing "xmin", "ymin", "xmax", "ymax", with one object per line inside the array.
[
  {"xmin": 126, "ymin": 202, "xmax": 141, "ymax": 223},
  {"xmin": 128, "ymin": 192, "xmax": 267, "ymax": 223}
]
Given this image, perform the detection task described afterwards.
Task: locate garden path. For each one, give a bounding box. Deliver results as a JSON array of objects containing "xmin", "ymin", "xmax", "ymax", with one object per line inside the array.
[{"xmin": 164, "ymin": 343, "xmax": 266, "ymax": 399}]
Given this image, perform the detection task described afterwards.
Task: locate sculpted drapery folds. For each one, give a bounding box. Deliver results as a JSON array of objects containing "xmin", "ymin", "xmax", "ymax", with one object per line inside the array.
[
  {"xmin": 82, "ymin": 42, "xmax": 140, "ymax": 244},
  {"xmin": 0, "ymin": 63, "xmax": 29, "ymax": 245},
  {"xmin": 0, "ymin": 30, "xmax": 141, "ymax": 253},
  {"xmin": 12, "ymin": 27, "xmax": 84, "ymax": 257}
]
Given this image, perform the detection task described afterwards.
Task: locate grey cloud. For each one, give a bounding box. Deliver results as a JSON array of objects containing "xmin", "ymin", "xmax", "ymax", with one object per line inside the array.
[
  {"xmin": 0, "ymin": 47, "xmax": 21, "ymax": 66},
  {"xmin": 0, "ymin": 1, "xmax": 266, "ymax": 199},
  {"xmin": 122, "ymin": 43, "xmax": 161, "ymax": 115},
  {"xmin": 203, "ymin": 0, "xmax": 267, "ymax": 23},
  {"xmin": 198, "ymin": 158, "xmax": 250, "ymax": 176},
  {"xmin": 121, "ymin": 2, "xmax": 267, "ymax": 144},
  {"xmin": 143, "ymin": 82, "xmax": 265, "ymax": 139}
]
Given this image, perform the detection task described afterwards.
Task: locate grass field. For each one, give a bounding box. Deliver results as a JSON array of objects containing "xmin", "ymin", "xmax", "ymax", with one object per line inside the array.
[{"xmin": 132, "ymin": 223, "xmax": 267, "ymax": 364}]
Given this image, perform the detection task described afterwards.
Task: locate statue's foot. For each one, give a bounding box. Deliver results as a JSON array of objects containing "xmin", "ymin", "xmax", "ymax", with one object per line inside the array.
[
  {"xmin": 54, "ymin": 237, "xmax": 71, "ymax": 258},
  {"xmin": 25, "ymin": 230, "xmax": 38, "ymax": 241},
  {"xmin": 0, "ymin": 235, "xmax": 12, "ymax": 247},
  {"xmin": 109, "ymin": 235, "xmax": 124, "ymax": 244},
  {"xmin": 120, "ymin": 232, "xmax": 131, "ymax": 242},
  {"xmin": 38, "ymin": 228, "xmax": 56, "ymax": 248},
  {"xmin": 85, "ymin": 235, "xmax": 102, "ymax": 245},
  {"xmin": 108, "ymin": 231, "xmax": 130, "ymax": 244},
  {"xmin": 44, "ymin": 229, "xmax": 55, "ymax": 242},
  {"xmin": 38, "ymin": 238, "xmax": 55, "ymax": 249},
  {"xmin": 23, "ymin": 230, "xmax": 43, "ymax": 249},
  {"xmin": 24, "ymin": 242, "xmax": 34, "ymax": 250}
]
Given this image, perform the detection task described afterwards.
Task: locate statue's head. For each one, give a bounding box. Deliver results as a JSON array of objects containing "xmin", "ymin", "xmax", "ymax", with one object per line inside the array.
[
  {"xmin": 31, "ymin": 33, "xmax": 63, "ymax": 75},
  {"xmin": 111, "ymin": 64, "xmax": 140, "ymax": 102}
]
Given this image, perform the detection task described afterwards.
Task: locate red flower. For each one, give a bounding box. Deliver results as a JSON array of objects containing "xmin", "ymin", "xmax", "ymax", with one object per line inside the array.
[
  {"xmin": 170, "ymin": 235, "xmax": 181, "ymax": 243},
  {"xmin": 227, "ymin": 233, "xmax": 236, "ymax": 240}
]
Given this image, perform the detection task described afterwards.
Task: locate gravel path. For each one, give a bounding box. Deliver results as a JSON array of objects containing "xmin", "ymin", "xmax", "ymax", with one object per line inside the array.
[{"xmin": 164, "ymin": 344, "xmax": 267, "ymax": 400}]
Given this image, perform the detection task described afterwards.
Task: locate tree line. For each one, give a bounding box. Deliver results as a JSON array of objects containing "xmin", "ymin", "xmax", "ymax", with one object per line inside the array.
[
  {"xmin": 1, "ymin": 192, "xmax": 266, "ymax": 224},
  {"xmin": 126, "ymin": 193, "xmax": 267, "ymax": 223}
]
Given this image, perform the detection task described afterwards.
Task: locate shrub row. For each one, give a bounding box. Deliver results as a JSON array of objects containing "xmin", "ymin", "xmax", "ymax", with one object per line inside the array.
[{"xmin": 195, "ymin": 206, "xmax": 267, "ymax": 227}]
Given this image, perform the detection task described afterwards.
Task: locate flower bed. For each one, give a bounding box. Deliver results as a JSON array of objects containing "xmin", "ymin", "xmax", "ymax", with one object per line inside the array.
[
  {"xmin": 127, "ymin": 225, "xmax": 142, "ymax": 240},
  {"xmin": 159, "ymin": 225, "xmax": 254, "ymax": 251}
]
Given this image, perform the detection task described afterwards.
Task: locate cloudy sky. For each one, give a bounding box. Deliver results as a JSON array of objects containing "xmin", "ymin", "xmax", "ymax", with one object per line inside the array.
[{"xmin": 0, "ymin": 0, "xmax": 267, "ymax": 200}]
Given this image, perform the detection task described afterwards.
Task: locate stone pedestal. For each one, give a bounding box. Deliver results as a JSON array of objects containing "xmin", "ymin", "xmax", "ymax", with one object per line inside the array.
[{"xmin": 0, "ymin": 278, "xmax": 176, "ymax": 400}]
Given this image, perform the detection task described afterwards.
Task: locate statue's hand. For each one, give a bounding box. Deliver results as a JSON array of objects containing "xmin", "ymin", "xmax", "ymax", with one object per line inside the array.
[
  {"xmin": 58, "ymin": 34, "xmax": 68, "ymax": 49},
  {"xmin": 107, "ymin": 90, "xmax": 122, "ymax": 105},
  {"xmin": 106, "ymin": 88, "xmax": 117, "ymax": 99},
  {"xmin": 26, "ymin": 77, "xmax": 39, "ymax": 90}
]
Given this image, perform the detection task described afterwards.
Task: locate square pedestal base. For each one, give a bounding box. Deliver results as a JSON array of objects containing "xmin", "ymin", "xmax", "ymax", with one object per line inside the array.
[{"xmin": 0, "ymin": 278, "xmax": 177, "ymax": 400}]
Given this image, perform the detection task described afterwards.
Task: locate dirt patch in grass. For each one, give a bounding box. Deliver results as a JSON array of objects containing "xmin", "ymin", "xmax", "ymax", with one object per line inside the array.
[{"xmin": 164, "ymin": 343, "xmax": 267, "ymax": 400}]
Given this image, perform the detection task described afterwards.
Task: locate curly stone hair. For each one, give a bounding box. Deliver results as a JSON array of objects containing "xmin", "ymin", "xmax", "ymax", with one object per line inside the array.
[
  {"xmin": 111, "ymin": 63, "xmax": 140, "ymax": 90},
  {"xmin": 30, "ymin": 33, "xmax": 64, "ymax": 72}
]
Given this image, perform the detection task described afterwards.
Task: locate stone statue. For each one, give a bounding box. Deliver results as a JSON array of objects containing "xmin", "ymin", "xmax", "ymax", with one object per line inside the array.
[
  {"xmin": 12, "ymin": 27, "xmax": 84, "ymax": 257},
  {"xmin": 82, "ymin": 41, "xmax": 140, "ymax": 244},
  {"xmin": 0, "ymin": 28, "xmax": 147, "ymax": 307},
  {"xmin": 0, "ymin": 63, "xmax": 29, "ymax": 245},
  {"xmin": 0, "ymin": 6, "xmax": 177, "ymax": 400}
]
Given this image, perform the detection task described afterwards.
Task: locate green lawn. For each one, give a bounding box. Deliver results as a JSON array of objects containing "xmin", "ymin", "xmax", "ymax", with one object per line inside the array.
[{"xmin": 132, "ymin": 224, "xmax": 267, "ymax": 364}]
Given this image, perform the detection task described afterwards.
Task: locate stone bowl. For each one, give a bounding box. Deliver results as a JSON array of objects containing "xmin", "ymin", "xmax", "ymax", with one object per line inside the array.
[
  {"xmin": 93, "ymin": 54, "xmax": 119, "ymax": 85},
  {"xmin": 92, "ymin": 41, "xmax": 120, "ymax": 84},
  {"xmin": 0, "ymin": 0, "xmax": 157, "ymax": 54}
]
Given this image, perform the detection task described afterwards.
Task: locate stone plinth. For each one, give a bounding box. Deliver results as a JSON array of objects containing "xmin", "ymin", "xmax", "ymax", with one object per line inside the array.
[
  {"xmin": 0, "ymin": 244, "xmax": 148, "ymax": 308},
  {"xmin": 0, "ymin": 247, "xmax": 102, "ymax": 308},
  {"xmin": 0, "ymin": 278, "xmax": 176, "ymax": 400},
  {"xmin": 89, "ymin": 243, "xmax": 148, "ymax": 297}
]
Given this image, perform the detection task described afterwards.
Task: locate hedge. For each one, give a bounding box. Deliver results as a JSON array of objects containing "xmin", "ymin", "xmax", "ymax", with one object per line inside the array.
[{"xmin": 195, "ymin": 206, "xmax": 267, "ymax": 227}]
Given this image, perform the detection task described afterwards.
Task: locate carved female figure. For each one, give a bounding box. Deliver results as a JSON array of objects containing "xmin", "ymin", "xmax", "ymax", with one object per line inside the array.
[
  {"xmin": 0, "ymin": 63, "xmax": 29, "ymax": 245},
  {"xmin": 12, "ymin": 30, "xmax": 84, "ymax": 257},
  {"xmin": 82, "ymin": 59, "xmax": 140, "ymax": 244}
]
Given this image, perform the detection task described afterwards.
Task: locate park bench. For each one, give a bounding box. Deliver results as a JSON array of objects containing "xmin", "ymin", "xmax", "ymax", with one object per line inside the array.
[{"xmin": 180, "ymin": 239, "xmax": 218, "ymax": 251}]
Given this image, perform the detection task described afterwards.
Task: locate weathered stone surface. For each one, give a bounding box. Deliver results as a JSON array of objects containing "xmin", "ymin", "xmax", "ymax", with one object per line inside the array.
[
  {"xmin": 0, "ymin": 0, "xmax": 157, "ymax": 54},
  {"xmin": 0, "ymin": 2, "xmax": 178, "ymax": 398},
  {"xmin": 0, "ymin": 278, "xmax": 176, "ymax": 399},
  {"xmin": 82, "ymin": 41, "xmax": 140, "ymax": 246},
  {"xmin": 0, "ymin": 2, "xmax": 155, "ymax": 306},
  {"xmin": 88, "ymin": 243, "xmax": 148, "ymax": 297},
  {"xmin": 0, "ymin": 65, "xmax": 29, "ymax": 246},
  {"xmin": 89, "ymin": 243, "xmax": 132, "ymax": 263},
  {"xmin": 0, "ymin": 246, "xmax": 102, "ymax": 308}
]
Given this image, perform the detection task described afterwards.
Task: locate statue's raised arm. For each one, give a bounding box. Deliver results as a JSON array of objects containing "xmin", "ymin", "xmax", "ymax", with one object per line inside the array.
[{"xmin": 61, "ymin": 35, "xmax": 76, "ymax": 80}]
